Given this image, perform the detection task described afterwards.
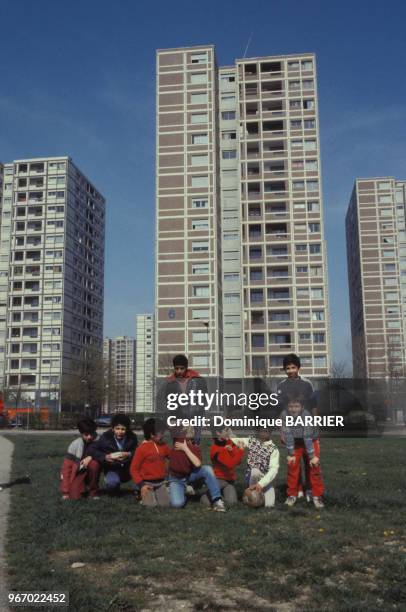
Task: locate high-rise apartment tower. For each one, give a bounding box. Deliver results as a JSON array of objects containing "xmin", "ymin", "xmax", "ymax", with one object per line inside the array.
[
  {"xmin": 346, "ymin": 178, "xmax": 406, "ymax": 377},
  {"xmin": 156, "ymin": 45, "xmax": 330, "ymax": 378},
  {"xmin": 0, "ymin": 157, "xmax": 105, "ymax": 410}
]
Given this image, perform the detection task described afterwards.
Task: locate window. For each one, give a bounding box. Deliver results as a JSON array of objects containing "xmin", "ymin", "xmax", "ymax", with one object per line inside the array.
[
  {"xmin": 224, "ymin": 231, "xmax": 238, "ymax": 240},
  {"xmin": 302, "ymin": 80, "xmax": 314, "ymax": 90},
  {"xmin": 296, "ymin": 244, "xmax": 307, "ymax": 252},
  {"xmin": 307, "ymin": 201, "xmax": 319, "ymax": 212},
  {"xmin": 192, "ymin": 331, "xmax": 207, "ymax": 343},
  {"xmin": 250, "ymin": 289, "xmax": 263, "ymax": 303},
  {"xmin": 252, "ymin": 356, "xmax": 266, "ymax": 372},
  {"xmin": 192, "ymin": 133, "xmax": 208, "ymax": 145},
  {"xmin": 311, "ymin": 266, "xmax": 322, "ymax": 277},
  {"xmin": 191, "ymin": 154, "xmax": 208, "ymax": 166},
  {"xmin": 290, "ymin": 120, "xmax": 302, "ymax": 129},
  {"xmin": 289, "ymin": 80, "xmax": 300, "ymax": 90},
  {"xmin": 192, "ymin": 241, "xmax": 209, "ymax": 253},
  {"xmin": 192, "ymin": 219, "xmax": 209, "ymax": 230},
  {"xmin": 297, "ymin": 288, "xmax": 309, "ymax": 298},
  {"xmin": 250, "ymin": 268, "xmax": 263, "ymax": 281},
  {"xmin": 293, "ymin": 181, "xmax": 305, "ymax": 191},
  {"xmin": 192, "ymin": 309, "xmax": 209, "ymax": 319},
  {"xmin": 309, "ymin": 223, "xmax": 320, "ymax": 233},
  {"xmin": 304, "ymin": 139, "xmax": 317, "ymax": 151},
  {"xmin": 270, "ymin": 311, "xmax": 290, "ymax": 321},
  {"xmin": 192, "ymin": 199, "xmax": 208, "ymax": 209},
  {"xmin": 191, "ymin": 175, "xmax": 208, "ymax": 188},
  {"xmin": 314, "ymin": 355, "xmax": 327, "ymax": 367},
  {"xmin": 191, "ymin": 92, "xmax": 208, "ymax": 104},
  {"xmin": 298, "ymin": 310, "xmax": 310, "ymax": 319},
  {"xmin": 313, "ymin": 332, "xmax": 325, "ymax": 343},
  {"xmin": 299, "ymin": 332, "xmax": 311, "ymax": 342},
  {"xmin": 191, "ymin": 73, "xmax": 207, "ymax": 85},
  {"xmin": 311, "ymin": 288, "xmax": 323, "ymax": 299},
  {"xmin": 251, "ymin": 334, "xmax": 264, "ymax": 348},
  {"xmin": 224, "ymin": 273, "xmax": 239, "ymax": 282},
  {"xmin": 304, "ymin": 119, "xmax": 316, "ymax": 129},
  {"xmin": 222, "ymin": 150, "xmax": 237, "ymax": 159},
  {"xmin": 305, "ymin": 160, "xmax": 318, "ymax": 171},
  {"xmin": 383, "ymin": 250, "xmax": 395, "ymax": 258},
  {"xmin": 296, "ymin": 266, "xmax": 308, "ymax": 273},
  {"xmin": 191, "ymin": 113, "xmax": 208, "ymax": 124},
  {"xmin": 193, "ymin": 285, "xmax": 209, "ymax": 297},
  {"xmin": 307, "ymin": 180, "xmax": 318, "ymax": 191},
  {"xmin": 312, "ymin": 310, "xmax": 324, "ymax": 321},
  {"xmin": 221, "ymin": 111, "xmax": 236, "ymax": 120},
  {"xmin": 291, "ymin": 139, "xmax": 302, "ymax": 149},
  {"xmin": 378, "ymin": 182, "xmax": 391, "ymax": 190},
  {"xmin": 192, "ymin": 264, "xmax": 209, "ymax": 275},
  {"xmin": 224, "ymin": 292, "xmax": 240, "ymax": 303},
  {"xmin": 191, "ymin": 53, "xmax": 208, "ymax": 64},
  {"xmin": 295, "ymin": 223, "xmax": 307, "ymax": 232},
  {"xmin": 220, "ymin": 74, "xmax": 235, "ymax": 84},
  {"xmin": 309, "ymin": 243, "xmax": 321, "ymax": 254},
  {"xmin": 193, "ymin": 355, "xmax": 209, "ymax": 367},
  {"xmin": 303, "ymin": 99, "xmax": 315, "ymax": 110},
  {"xmin": 221, "ymin": 131, "xmax": 236, "ymax": 141}
]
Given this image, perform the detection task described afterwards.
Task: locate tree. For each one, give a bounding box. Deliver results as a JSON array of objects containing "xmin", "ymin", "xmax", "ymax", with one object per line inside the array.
[
  {"xmin": 331, "ymin": 360, "xmax": 351, "ymax": 379},
  {"xmin": 61, "ymin": 348, "xmax": 107, "ymax": 415}
]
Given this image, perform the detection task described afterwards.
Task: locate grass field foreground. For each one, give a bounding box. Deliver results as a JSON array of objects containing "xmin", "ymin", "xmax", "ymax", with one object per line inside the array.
[{"xmin": 4, "ymin": 434, "xmax": 406, "ymax": 611}]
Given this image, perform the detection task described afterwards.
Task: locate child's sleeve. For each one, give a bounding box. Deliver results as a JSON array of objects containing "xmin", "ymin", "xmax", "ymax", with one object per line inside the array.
[
  {"xmin": 280, "ymin": 417, "xmax": 295, "ymax": 456},
  {"xmin": 258, "ymin": 447, "xmax": 279, "ymax": 489},
  {"xmin": 211, "ymin": 443, "xmax": 244, "ymax": 468},
  {"xmin": 130, "ymin": 446, "xmax": 145, "ymax": 486},
  {"xmin": 230, "ymin": 437, "xmax": 250, "ymax": 449}
]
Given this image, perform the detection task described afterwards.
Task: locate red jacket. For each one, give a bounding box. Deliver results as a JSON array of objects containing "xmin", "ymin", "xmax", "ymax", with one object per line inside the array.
[
  {"xmin": 130, "ymin": 440, "xmax": 170, "ymax": 486},
  {"xmin": 166, "ymin": 368, "xmax": 201, "ymax": 382},
  {"xmin": 169, "ymin": 439, "xmax": 202, "ymax": 478},
  {"xmin": 210, "ymin": 439, "xmax": 244, "ymax": 482}
]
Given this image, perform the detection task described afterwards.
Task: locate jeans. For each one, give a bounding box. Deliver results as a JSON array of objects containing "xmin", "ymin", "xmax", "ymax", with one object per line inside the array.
[
  {"xmin": 169, "ymin": 465, "xmax": 221, "ymax": 508},
  {"xmin": 104, "ymin": 469, "xmax": 131, "ymax": 492}
]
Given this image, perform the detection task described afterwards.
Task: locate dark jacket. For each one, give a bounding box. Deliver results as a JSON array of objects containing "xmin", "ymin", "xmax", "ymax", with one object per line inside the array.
[
  {"xmin": 91, "ymin": 430, "xmax": 138, "ymax": 472},
  {"xmin": 276, "ymin": 376, "xmax": 317, "ymax": 414},
  {"xmin": 156, "ymin": 369, "xmax": 208, "ymax": 419}
]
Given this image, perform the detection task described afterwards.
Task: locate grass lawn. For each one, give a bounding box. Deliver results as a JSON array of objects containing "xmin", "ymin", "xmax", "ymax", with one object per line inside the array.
[{"xmin": 4, "ymin": 434, "xmax": 406, "ymax": 611}]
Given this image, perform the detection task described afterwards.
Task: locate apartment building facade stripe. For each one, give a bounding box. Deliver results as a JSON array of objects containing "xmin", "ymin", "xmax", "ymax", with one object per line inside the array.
[
  {"xmin": 346, "ymin": 178, "xmax": 406, "ymax": 378},
  {"xmin": 156, "ymin": 45, "xmax": 331, "ymax": 378}
]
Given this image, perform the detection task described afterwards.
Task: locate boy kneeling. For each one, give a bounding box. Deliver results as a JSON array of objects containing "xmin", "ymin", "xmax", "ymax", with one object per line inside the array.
[
  {"xmin": 168, "ymin": 426, "xmax": 226, "ymax": 512},
  {"xmin": 232, "ymin": 429, "xmax": 279, "ymax": 507},
  {"xmin": 60, "ymin": 417, "xmax": 100, "ymax": 500},
  {"xmin": 130, "ymin": 418, "xmax": 170, "ymax": 507}
]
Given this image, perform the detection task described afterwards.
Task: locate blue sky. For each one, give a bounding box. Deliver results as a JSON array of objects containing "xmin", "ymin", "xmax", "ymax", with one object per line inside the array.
[{"xmin": 1, "ymin": 0, "xmax": 405, "ymax": 367}]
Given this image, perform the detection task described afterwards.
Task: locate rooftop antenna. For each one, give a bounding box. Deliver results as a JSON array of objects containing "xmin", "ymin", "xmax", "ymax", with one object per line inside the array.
[{"xmin": 243, "ymin": 32, "xmax": 254, "ymax": 58}]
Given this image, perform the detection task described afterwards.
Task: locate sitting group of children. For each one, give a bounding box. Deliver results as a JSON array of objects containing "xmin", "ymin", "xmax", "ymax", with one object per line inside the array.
[{"xmin": 60, "ymin": 407, "xmax": 325, "ymax": 511}]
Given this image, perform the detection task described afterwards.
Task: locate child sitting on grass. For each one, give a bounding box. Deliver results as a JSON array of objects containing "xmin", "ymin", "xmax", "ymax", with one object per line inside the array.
[
  {"xmin": 91, "ymin": 413, "xmax": 138, "ymax": 495},
  {"xmin": 280, "ymin": 398, "xmax": 324, "ymax": 509},
  {"xmin": 232, "ymin": 429, "xmax": 279, "ymax": 508},
  {"xmin": 168, "ymin": 426, "xmax": 226, "ymax": 512},
  {"xmin": 60, "ymin": 417, "xmax": 100, "ymax": 500},
  {"xmin": 130, "ymin": 418, "xmax": 170, "ymax": 508},
  {"xmin": 200, "ymin": 425, "xmax": 244, "ymax": 507}
]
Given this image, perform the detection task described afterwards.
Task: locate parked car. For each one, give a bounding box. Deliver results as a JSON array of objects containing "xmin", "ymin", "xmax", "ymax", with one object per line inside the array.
[{"xmin": 95, "ymin": 415, "xmax": 113, "ymax": 428}]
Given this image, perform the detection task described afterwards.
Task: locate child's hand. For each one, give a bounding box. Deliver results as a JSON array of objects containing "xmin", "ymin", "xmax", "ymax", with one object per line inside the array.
[
  {"xmin": 81, "ymin": 456, "xmax": 92, "ymax": 468},
  {"xmin": 62, "ymin": 495, "xmax": 69, "ymax": 500},
  {"xmin": 174, "ymin": 440, "xmax": 188, "ymax": 452},
  {"xmin": 287, "ymin": 455, "xmax": 296, "ymax": 465},
  {"xmin": 234, "ymin": 440, "xmax": 245, "ymax": 449},
  {"xmin": 250, "ymin": 483, "xmax": 263, "ymax": 492},
  {"xmin": 310, "ymin": 456, "xmax": 320, "ymax": 467},
  {"xmin": 141, "ymin": 484, "xmax": 153, "ymax": 498}
]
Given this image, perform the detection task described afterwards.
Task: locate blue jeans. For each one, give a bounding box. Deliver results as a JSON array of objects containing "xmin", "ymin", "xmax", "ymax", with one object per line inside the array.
[
  {"xmin": 104, "ymin": 470, "xmax": 131, "ymax": 491},
  {"xmin": 169, "ymin": 465, "xmax": 221, "ymax": 508}
]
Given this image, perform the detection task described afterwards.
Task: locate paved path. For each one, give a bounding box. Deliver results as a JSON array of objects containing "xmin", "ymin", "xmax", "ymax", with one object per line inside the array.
[{"xmin": 0, "ymin": 434, "xmax": 14, "ymax": 612}]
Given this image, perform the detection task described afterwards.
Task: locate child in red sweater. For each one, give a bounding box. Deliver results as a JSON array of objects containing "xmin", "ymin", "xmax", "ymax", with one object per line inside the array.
[
  {"xmin": 201, "ymin": 426, "xmax": 244, "ymax": 506},
  {"xmin": 130, "ymin": 418, "xmax": 170, "ymax": 507}
]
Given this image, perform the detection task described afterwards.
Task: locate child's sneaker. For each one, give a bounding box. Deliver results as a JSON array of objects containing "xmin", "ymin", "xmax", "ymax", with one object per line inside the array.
[
  {"xmin": 297, "ymin": 490, "xmax": 304, "ymax": 500},
  {"xmin": 212, "ymin": 499, "xmax": 227, "ymax": 512},
  {"xmin": 305, "ymin": 489, "xmax": 313, "ymax": 503},
  {"xmin": 313, "ymin": 496, "xmax": 325, "ymax": 509},
  {"xmin": 285, "ymin": 496, "xmax": 297, "ymax": 507},
  {"xmin": 186, "ymin": 485, "xmax": 195, "ymax": 496}
]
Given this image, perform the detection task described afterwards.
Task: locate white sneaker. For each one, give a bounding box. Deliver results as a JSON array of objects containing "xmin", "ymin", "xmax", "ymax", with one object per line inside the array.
[
  {"xmin": 313, "ymin": 496, "xmax": 325, "ymax": 509},
  {"xmin": 212, "ymin": 499, "xmax": 227, "ymax": 512},
  {"xmin": 305, "ymin": 489, "xmax": 313, "ymax": 503},
  {"xmin": 186, "ymin": 485, "xmax": 195, "ymax": 496},
  {"xmin": 297, "ymin": 490, "xmax": 304, "ymax": 500},
  {"xmin": 285, "ymin": 496, "xmax": 297, "ymax": 507}
]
